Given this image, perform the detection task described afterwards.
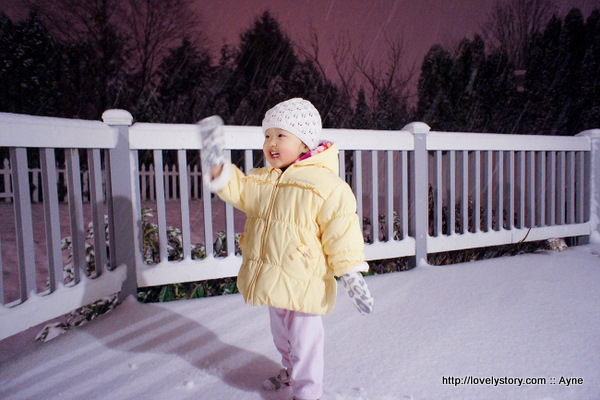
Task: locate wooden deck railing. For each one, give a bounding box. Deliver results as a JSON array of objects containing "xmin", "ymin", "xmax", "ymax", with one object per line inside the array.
[{"xmin": 0, "ymin": 110, "xmax": 598, "ymax": 340}]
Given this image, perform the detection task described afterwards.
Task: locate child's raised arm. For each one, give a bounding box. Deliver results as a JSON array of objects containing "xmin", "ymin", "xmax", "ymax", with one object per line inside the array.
[{"xmin": 198, "ymin": 115, "xmax": 230, "ymax": 189}]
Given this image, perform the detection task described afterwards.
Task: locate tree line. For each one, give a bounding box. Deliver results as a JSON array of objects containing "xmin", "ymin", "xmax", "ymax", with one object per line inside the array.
[{"xmin": 1, "ymin": 1, "xmax": 599, "ymax": 136}]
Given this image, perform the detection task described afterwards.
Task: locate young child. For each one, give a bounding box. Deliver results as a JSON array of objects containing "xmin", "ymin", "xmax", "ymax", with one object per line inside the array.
[{"xmin": 199, "ymin": 98, "xmax": 373, "ymax": 400}]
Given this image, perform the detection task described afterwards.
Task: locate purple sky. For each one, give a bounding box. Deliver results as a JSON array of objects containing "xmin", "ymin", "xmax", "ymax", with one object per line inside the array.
[
  {"xmin": 2, "ymin": 0, "xmax": 599, "ymax": 93},
  {"xmin": 198, "ymin": 0, "xmax": 599, "ymax": 77}
]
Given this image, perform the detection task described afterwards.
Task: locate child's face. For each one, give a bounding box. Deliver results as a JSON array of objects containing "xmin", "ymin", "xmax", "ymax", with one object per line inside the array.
[{"xmin": 263, "ymin": 128, "xmax": 310, "ymax": 169}]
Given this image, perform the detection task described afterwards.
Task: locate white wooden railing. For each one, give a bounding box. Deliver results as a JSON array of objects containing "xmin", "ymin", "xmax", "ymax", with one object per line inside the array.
[
  {"xmin": 0, "ymin": 110, "xmax": 598, "ymax": 341},
  {"xmin": 0, "ymin": 157, "xmax": 204, "ymax": 203}
]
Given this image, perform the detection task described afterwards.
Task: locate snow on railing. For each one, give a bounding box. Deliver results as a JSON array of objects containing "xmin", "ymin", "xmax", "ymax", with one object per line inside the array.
[{"xmin": 0, "ymin": 109, "xmax": 598, "ymax": 341}]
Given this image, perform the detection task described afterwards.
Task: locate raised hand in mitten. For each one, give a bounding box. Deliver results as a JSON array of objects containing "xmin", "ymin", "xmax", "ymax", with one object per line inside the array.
[
  {"xmin": 197, "ymin": 115, "xmax": 226, "ymax": 185},
  {"xmin": 341, "ymin": 271, "xmax": 373, "ymax": 315}
]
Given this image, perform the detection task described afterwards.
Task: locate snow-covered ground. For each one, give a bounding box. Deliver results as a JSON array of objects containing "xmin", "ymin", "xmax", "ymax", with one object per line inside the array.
[{"xmin": 1, "ymin": 244, "xmax": 599, "ymax": 400}]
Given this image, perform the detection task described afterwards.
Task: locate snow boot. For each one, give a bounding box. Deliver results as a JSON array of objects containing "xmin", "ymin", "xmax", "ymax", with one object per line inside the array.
[{"xmin": 262, "ymin": 368, "xmax": 292, "ymax": 391}]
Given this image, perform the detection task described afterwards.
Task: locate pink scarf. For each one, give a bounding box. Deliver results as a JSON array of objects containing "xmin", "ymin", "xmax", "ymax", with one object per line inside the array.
[{"xmin": 292, "ymin": 141, "xmax": 333, "ymax": 165}]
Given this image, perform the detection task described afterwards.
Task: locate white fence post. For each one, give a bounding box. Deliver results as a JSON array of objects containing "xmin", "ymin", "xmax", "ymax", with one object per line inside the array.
[
  {"xmin": 404, "ymin": 122, "xmax": 431, "ymax": 266},
  {"xmin": 102, "ymin": 109, "xmax": 138, "ymax": 300},
  {"xmin": 576, "ymin": 129, "xmax": 600, "ymax": 242}
]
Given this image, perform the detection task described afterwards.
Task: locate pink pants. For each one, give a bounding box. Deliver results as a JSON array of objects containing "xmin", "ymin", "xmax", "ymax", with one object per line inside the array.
[{"xmin": 269, "ymin": 307, "xmax": 324, "ymax": 399}]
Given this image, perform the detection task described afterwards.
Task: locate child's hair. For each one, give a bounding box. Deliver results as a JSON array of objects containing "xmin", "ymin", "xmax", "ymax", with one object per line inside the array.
[{"xmin": 262, "ymin": 98, "xmax": 322, "ymax": 149}]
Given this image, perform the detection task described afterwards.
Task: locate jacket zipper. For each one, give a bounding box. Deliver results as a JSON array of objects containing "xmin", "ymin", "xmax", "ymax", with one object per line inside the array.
[{"xmin": 249, "ymin": 168, "xmax": 283, "ymax": 301}]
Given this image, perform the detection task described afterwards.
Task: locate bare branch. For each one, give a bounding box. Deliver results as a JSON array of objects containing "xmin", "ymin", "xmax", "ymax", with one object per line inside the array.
[
  {"xmin": 330, "ymin": 32, "xmax": 357, "ymax": 100},
  {"xmin": 352, "ymin": 30, "xmax": 414, "ymax": 106},
  {"xmin": 295, "ymin": 24, "xmax": 328, "ymax": 81},
  {"xmin": 482, "ymin": 0, "xmax": 556, "ymax": 69}
]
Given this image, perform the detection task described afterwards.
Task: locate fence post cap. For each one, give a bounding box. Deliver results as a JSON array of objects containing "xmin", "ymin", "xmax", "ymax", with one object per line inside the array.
[
  {"xmin": 102, "ymin": 109, "xmax": 133, "ymax": 126},
  {"xmin": 576, "ymin": 129, "xmax": 600, "ymax": 139},
  {"xmin": 402, "ymin": 121, "xmax": 430, "ymax": 134}
]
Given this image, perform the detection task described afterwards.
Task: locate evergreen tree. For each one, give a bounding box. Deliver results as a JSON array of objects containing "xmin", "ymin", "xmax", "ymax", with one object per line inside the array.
[
  {"xmin": 0, "ymin": 11, "xmax": 61, "ymax": 116},
  {"xmin": 351, "ymin": 88, "xmax": 371, "ymax": 129},
  {"xmin": 447, "ymin": 37, "xmax": 482, "ymax": 131},
  {"xmin": 210, "ymin": 44, "xmax": 237, "ymax": 123},
  {"xmin": 523, "ymin": 10, "xmax": 588, "ymax": 135},
  {"xmin": 416, "ymin": 45, "xmax": 453, "ymax": 130},
  {"xmin": 418, "ymin": 36, "xmax": 519, "ymax": 133},
  {"xmin": 559, "ymin": 8, "xmax": 587, "ymax": 135},
  {"xmin": 475, "ymin": 51, "xmax": 518, "ymax": 133},
  {"xmin": 578, "ymin": 10, "xmax": 600, "ymax": 131},
  {"xmin": 0, "ymin": 13, "xmax": 15, "ymax": 113},
  {"xmin": 287, "ymin": 60, "xmax": 349, "ymax": 128},
  {"xmin": 59, "ymin": 23, "xmax": 127, "ymax": 119},
  {"xmin": 229, "ymin": 10, "xmax": 298, "ymax": 125},
  {"xmin": 372, "ymin": 87, "xmax": 408, "ymax": 130},
  {"xmin": 522, "ymin": 15, "xmax": 562, "ymax": 135}
]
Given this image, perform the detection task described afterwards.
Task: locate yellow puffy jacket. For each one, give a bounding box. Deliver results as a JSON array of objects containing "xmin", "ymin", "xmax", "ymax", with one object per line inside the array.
[{"xmin": 215, "ymin": 143, "xmax": 365, "ymax": 315}]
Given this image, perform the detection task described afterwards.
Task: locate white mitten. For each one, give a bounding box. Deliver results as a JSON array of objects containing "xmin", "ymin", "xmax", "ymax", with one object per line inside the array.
[
  {"xmin": 197, "ymin": 115, "xmax": 226, "ymax": 186},
  {"xmin": 341, "ymin": 271, "xmax": 373, "ymax": 315}
]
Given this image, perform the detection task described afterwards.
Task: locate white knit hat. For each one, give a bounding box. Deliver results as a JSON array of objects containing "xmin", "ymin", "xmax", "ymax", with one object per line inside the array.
[{"xmin": 262, "ymin": 98, "xmax": 322, "ymax": 149}]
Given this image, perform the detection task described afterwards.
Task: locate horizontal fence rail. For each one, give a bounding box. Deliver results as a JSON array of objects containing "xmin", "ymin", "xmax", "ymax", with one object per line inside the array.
[{"xmin": 0, "ymin": 109, "xmax": 598, "ymax": 341}]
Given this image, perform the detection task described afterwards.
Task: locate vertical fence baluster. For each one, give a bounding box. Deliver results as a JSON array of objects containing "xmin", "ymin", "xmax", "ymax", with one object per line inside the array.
[
  {"xmin": 537, "ymin": 151, "xmax": 546, "ymax": 226},
  {"xmin": 153, "ymin": 150, "xmax": 168, "ymax": 262},
  {"xmin": 40, "ymin": 148, "xmax": 63, "ymax": 290},
  {"xmin": 461, "ymin": 151, "xmax": 468, "ymax": 233},
  {"xmin": 244, "ymin": 150, "xmax": 253, "ymax": 173},
  {"xmin": 339, "ymin": 149, "xmax": 345, "ymax": 180},
  {"xmin": 576, "ymin": 151, "xmax": 585, "ymax": 223},
  {"xmin": 187, "ymin": 165, "xmax": 192, "ymax": 201},
  {"xmin": 435, "ymin": 150, "xmax": 442, "ymax": 236},
  {"xmin": 401, "ymin": 150, "xmax": 409, "ymax": 240},
  {"xmin": 486, "ymin": 151, "xmax": 493, "ymax": 231},
  {"xmin": 66, "ymin": 148, "xmax": 85, "ymax": 284},
  {"xmin": 130, "ymin": 149, "xmax": 143, "ymax": 265},
  {"xmin": 10, "ymin": 148, "xmax": 36, "ymax": 300},
  {"xmin": 527, "ymin": 151, "xmax": 535, "ymax": 228},
  {"xmin": 88, "ymin": 149, "xmax": 107, "ymax": 276},
  {"xmin": 448, "ymin": 150, "xmax": 456, "ymax": 234},
  {"xmin": 517, "ymin": 151, "xmax": 525, "ymax": 228},
  {"xmin": 497, "ymin": 151, "xmax": 504, "ymax": 230},
  {"xmin": 566, "ymin": 151, "xmax": 575, "ymax": 224},
  {"xmin": 547, "ymin": 151, "xmax": 556, "ymax": 226},
  {"xmin": 202, "ymin": 154, "xmax": 214, "ymax": 259},
  {"xmin": 474, "ymin": 150, "xmax": 481, "ymax": 232},
  {"xmin": 506, "ymin": 151, "xmax": 513, "ymax": 230},
  {"xmin": 104, "ymin": 150, "xmax": 116, "ymax": 269},
  {"xmin": 371, "ymin": 151, "xmax": 378, "ymax": 243},
  {"xmin": 178, "ymin": 150, "xmax": 191, "ymax": 259},
  {"xmin": 224, "ymin": 150, "xmax": 235, "ymax": 256},
  {"xmin": 354, "ymin": 151, "xmax": 363, "ymax": 233},
  {"xmin": 386, "ymin": 151, "xmax": 394, "ymax": 241},
  {"xmin": 557, "ymin": 151, "xmax": 565, "ymax": 225}
]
